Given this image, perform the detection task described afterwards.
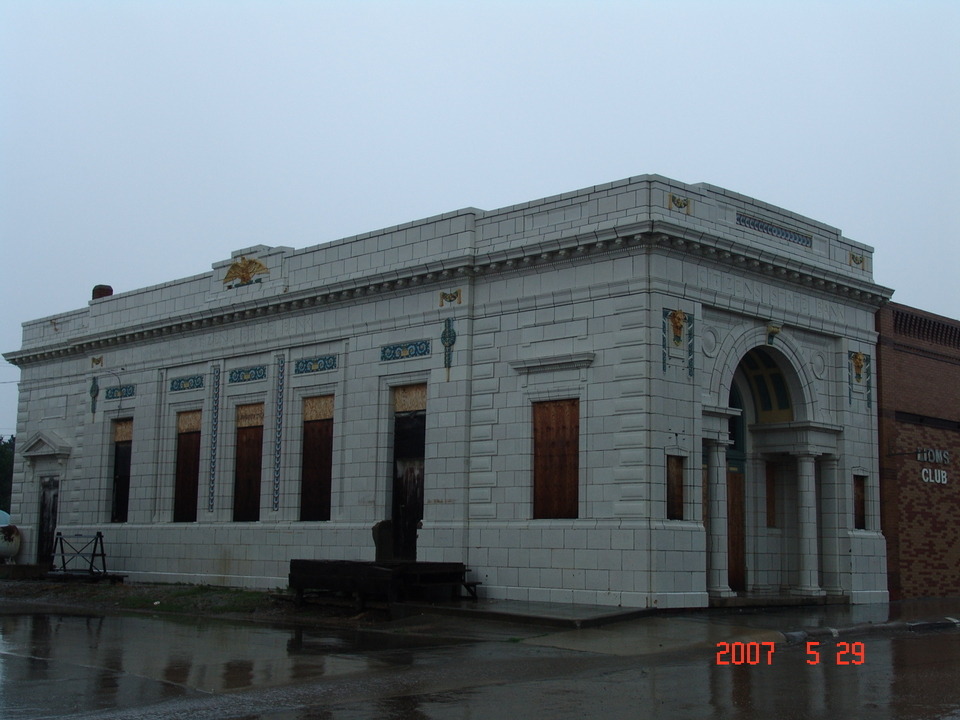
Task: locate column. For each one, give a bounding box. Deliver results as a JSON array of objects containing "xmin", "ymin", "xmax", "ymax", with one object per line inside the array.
[
  {"xmin": 793, "ymin": 453, "xmax": 825, "ymax": 596},
  {"xmin": 818, "ymin": 456, "xmax": 844, "ymax": 596},
  {"xmin": 747, "ymin": 455, "xmax": 774, "ymax": 594},
  {"xmin": 707, "ymin": 440, "xmax": 734, "ymax": 597}
]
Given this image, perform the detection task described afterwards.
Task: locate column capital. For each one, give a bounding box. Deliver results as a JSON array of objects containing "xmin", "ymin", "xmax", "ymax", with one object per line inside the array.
[{"xmin": 705, "ymin": 437, "xmax": 733, "ymax": 448}]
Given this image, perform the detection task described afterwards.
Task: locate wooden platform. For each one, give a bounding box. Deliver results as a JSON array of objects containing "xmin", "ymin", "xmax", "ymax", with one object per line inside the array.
[{"xmin": 289, "ymin": 559, "xmax": 480, "ymax": 608}]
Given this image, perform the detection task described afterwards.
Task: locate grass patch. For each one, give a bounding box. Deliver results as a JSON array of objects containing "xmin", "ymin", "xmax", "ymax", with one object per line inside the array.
[{"xmin": 113, "ymin": 584, "xmax": 275, "ymax": 614}]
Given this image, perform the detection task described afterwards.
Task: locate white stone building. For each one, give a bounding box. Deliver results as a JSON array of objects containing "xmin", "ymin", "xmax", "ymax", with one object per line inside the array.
[{"xmin": 4, "ymin": 175, "xmax": 892, "ymax": 607}]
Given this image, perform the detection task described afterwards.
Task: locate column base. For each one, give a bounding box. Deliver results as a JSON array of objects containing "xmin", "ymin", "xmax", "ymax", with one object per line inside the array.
[
  {"xmin": 708, "ymin": 586, "xmax": 737, "ymax": 598},
  {"xmin": 790, "ymin": 586, "xmax": 826, "ymax": 598}
]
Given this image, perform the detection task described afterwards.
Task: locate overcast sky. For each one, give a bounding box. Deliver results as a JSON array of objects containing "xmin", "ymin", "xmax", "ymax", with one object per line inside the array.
[{"xmin": 1, "ymin": 0, "xmax": 958, "ymax": 438}]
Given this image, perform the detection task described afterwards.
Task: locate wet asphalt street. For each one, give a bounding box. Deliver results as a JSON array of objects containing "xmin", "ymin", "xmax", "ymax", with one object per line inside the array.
[{"xmin": 3, "ymin": 605, "xmax": 960, "ymax": 719}]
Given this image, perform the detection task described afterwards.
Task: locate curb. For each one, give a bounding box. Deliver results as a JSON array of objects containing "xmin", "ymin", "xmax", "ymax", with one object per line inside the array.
[{"xmin": 781, "ymin": 616, "xmax": 960, "ymax": 643}]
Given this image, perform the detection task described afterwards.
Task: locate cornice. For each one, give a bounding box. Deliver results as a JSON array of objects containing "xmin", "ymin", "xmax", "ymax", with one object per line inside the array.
[{"xmin": 4, "ymin": 220, "xmax": 893, "ymax": 367}]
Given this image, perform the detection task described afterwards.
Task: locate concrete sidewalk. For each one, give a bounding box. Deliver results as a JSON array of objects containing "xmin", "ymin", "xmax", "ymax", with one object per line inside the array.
[{"xmin": 389, "ymin": 597, "xmax": 960, "ymax": 657}]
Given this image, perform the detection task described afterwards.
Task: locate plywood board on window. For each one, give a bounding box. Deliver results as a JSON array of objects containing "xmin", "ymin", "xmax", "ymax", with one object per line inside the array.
[
  {"xmin": 236, "ymin": 403, "xmax": 264, "ymax": 428},
  {"xmin": 393, "ymin": 384, "xmax": 427, "ymax": 413},
  {"xmin": 303, "ymin": 395, "xmax": 334, "ymax": 421},
  {"xmin": 113, "ymin": 419, "xmax": 133, "ymax": 443},
  {"xmin": 177, "ymin": 410, "xmax": 202, "ymax": 434}
]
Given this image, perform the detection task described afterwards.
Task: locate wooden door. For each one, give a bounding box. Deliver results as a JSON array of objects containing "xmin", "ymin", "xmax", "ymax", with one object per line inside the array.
[
  {"xmin": 727, "ymin": 471, "xmax": 746, "ymax": 592},
  {"xmin": 234, "ymin": 425, "xmax": 263, "ymax": 521},
  {"xmin": 533, "ymin": 399, "xmax": 579, "ymax": 519},
  {"xmin": 174, "ymin": 431, "xmax": 201, "ymax": 522},
  {"xmin": 37, "ymin": 477, "xmax": 59, "ymax": 568},
  {"xmin": 301, "ymin": 419, "xmax": 333, "ymax": 521}
]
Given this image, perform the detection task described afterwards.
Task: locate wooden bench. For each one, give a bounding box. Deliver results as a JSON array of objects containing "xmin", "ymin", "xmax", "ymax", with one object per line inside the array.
[{"xmin": 289, "ymin": 559, "xmax": 481, "ymax": 608}]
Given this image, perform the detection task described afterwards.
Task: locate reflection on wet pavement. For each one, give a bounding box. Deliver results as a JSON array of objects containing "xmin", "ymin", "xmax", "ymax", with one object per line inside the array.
[
  {"xmin": 4, "ymin": 607, "xmax": 960, "ymax": 719},
  {"xmin": 0, "ymin": 610, "xmax": 474, "ymax": 718}
]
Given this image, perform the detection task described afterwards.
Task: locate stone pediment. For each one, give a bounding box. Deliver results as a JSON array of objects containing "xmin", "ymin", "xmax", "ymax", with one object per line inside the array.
[{"xmin": 21, "ymin": 430, "xmax": 72, "ymax": 460}]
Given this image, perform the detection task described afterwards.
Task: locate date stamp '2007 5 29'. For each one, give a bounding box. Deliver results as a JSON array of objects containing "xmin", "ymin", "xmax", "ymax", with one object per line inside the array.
[{"xmin": 716, "ymin": 641, "xmax": 866, "ymax": 666}]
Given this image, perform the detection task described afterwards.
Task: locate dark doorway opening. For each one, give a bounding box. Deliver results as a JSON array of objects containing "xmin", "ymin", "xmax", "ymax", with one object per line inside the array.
[
  {"xmin": 37, "ymin": 476, "xmax": 59, "ymax": 568},
  {"xmin": 392, "ymin": 411, "xmax": 425, "ymax": 561}
]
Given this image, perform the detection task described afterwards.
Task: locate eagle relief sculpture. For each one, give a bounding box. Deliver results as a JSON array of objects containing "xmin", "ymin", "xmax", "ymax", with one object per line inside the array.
[{"xmin": 223, "ymin": 256, "xmax": 269, "ymax": 287}]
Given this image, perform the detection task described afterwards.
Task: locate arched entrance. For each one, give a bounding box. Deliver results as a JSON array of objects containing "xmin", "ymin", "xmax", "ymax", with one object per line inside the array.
[{"xmin": 705, "ymin": 345, "xmax": 841, "ymax": 603}]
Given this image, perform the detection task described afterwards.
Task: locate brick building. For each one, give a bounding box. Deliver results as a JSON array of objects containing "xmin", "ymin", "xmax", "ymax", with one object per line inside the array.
[
  {"xmin": 5, "ymin": 175, "xmax": 891, "ymax": 607},
  {"xmin": 877, "ymin": 303, "xmax": 960, "ymax": 600}
]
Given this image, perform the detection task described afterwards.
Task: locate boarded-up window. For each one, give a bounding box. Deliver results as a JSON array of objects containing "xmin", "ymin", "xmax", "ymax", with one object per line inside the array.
[
  {"xmin": 174, "ymin": 410, "xmax": 201, "ymax": 522},
  {"xmin": 854, "ymin": 474, "xmax": 867, "ymax": 530},
  {"xmin": 666, "ymin": 455, "xmax": 684, "ymax": 520},
  {"xmin": 533, "ymin": 399, "xmax": 579, "ymax": 519},
  {"xmin": 234, "ymin": 404, "xmax": 264, "ymax": 522},
  {"xmin": 765, "ymin": 462, "xmax": 777, "ymax": 528},
  {"xmin": 301, "ymin": 396, "xmax": 334, "ymax": 521},
  {"xmin": 111, "ymin": 419, "xmax": 133, "ymax": 523}
]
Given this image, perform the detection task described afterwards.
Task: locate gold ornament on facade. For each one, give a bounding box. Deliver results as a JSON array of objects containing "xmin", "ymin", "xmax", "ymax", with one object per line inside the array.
[
  {"xmin": 669, "ymin": 194, "xmax": 692, "ymax": 214},
  {"xmin": 851, "ymin": 351, "xmax": 866, "ymax": 382},
  {"xmin": 223, "ymin": 256, "xmax": 269, "ymax": 285},
  {"xmin": 440, "ymin": 289, "xmax": 462, "ymax": 307}
]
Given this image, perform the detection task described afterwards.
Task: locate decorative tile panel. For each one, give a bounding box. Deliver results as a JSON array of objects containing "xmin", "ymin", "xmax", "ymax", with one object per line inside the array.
[
  {"xmin": 736, "ymin": 213, "xmax": 812, "ymax": 248},
  {"xmin": 381, "ymin": 340, "xmax": 431, "ymax": 362},
  {"xmin": 170, "ymin": 375, "xmax": 204, "ymax": 392},
  {"xmin": 105, "ymin": 385, "xmax": 136, "ymax": 400},
  {"xmin": 441, "ymin": 318, "xmax": 457, "ymax": 372},
  {"xmin": 848, "ymin": 351, "xmax": 872, "ymax": 407},
  {"xmin": 662, "ymin": 309, "xmax": 695, "ymax": 377},
  {"xmin": 273, "ymin": 356, "xmax": 285, "ymax": 511},
  {"xmin": 207, "ymin": 366, "xmax": 221, "ymax": 512},
  {"xmin": 228, "ymin": 366, "xmax": 267, "ymax": 383},
  {"xmin": 294, "ymin": 355, "xmax": 338, "ymax": 374}
]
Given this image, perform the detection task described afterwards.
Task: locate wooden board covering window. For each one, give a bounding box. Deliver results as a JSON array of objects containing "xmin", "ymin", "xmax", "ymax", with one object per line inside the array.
[
  {"xmin": 393, "ymin": 384, "xmax": 427, "ymax": 413},
  {"xmin": 533, "ymin": 399, "xmax": 579, "ymax": 519},
  {"xmin": 666, "ymin": 455, "xmax": 684, "ymax": 520},
  {"xmin": 301, "ymin": 397, "xmax": 334, "ymax": 521},
  {"xmin": 854, "ymin": 475, "xmax": 867, "ymax": 530},
  {"xmin": 234, "ymin": 404, "xmax": 263, "ymax": 522},
  {"xmin": 174, "ymin": 411, "xmax": 201, "ymax": 522},
  {"xmin": 303, "ymin": 395, "xmax": 334, "ymax": 422}
]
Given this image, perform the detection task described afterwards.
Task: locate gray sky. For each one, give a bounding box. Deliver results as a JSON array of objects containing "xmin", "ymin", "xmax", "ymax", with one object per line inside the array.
[{"xmin": 1, "ymin": 0, "xmax": 958, "ymax": 438}]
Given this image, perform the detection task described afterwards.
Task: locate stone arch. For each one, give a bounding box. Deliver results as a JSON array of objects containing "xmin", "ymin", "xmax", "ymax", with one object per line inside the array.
[
  {"xmin": 703, "ymin": 324, "xmax": 839, "ymax": 601},
  {"xmin": 705, "ymin": 324, "xmax": 819, "ymax": 423}
]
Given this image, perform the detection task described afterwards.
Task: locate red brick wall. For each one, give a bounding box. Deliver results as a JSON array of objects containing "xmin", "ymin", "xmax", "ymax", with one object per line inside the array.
[{"xmin": 878, "ymin": 303, "xmax": 960, "ymax": 599}]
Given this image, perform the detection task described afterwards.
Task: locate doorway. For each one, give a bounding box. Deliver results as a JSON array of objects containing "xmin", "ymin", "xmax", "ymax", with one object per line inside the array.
[
  {"xmin": 37, "ymin": 476, "xmax": 60, "ymax": 568},
  {"xmin": 391, "ymin": 384, "xmax": 426, "ymax": 561}
]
